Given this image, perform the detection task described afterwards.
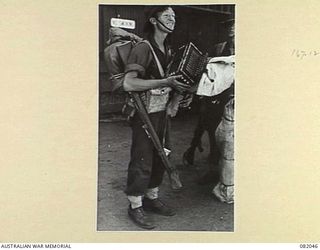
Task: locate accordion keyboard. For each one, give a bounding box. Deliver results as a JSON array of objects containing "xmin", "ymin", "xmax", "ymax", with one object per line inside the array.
[{"xmin": 168, "ymin": 42, "xmax": 207, "ymax": 86}]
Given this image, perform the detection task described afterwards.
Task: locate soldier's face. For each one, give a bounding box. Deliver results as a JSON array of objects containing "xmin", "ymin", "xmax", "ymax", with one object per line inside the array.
[
  {"xmin": 156, "ymin": 8, "xmax": 176, "ymax": 32},
  {"xmin": 228, "ymin": 24, "xmax": 235, "ymax": 37}
]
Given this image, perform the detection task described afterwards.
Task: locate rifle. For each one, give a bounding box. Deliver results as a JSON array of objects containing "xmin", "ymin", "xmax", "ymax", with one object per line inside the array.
[{"xmin": 130, "ymin": 92, "xmax": 183, "ymax": 191}]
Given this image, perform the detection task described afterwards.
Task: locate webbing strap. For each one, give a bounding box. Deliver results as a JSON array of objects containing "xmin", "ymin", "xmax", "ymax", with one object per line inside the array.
[{"xmin": 142, "ymin": 40, "xmax": 165, "ymax": 78}]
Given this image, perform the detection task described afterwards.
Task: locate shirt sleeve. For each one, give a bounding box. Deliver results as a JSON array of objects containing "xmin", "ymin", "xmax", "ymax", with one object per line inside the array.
[{"xmin": 125, "ymin": 42, "xmax": 153, "ymax": 78}]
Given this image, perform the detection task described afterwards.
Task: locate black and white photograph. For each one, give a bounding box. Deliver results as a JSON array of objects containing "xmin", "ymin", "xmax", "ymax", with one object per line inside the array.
[{"xmin": 97, "ymin": 4, "xmax": 235, "ymax": 231}]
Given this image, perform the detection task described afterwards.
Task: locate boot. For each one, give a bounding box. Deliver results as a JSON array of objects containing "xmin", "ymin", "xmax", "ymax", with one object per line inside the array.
[
  {"xmin": 143, "ymin": 198, "xmax": 176, "ymax": 216},
  {"xmin": 128, "ymin": 206, "xmax": 156, "ymax": 230},
  {"xmin": 182, "ymin": 147, "xmax": 196, "ymax": 166}
]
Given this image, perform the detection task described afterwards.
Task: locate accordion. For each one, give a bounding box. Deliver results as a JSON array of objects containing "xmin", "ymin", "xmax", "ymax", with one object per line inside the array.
[{"xmin": 168, "ymin": 42, "xmax": 208, "ymax": 86}]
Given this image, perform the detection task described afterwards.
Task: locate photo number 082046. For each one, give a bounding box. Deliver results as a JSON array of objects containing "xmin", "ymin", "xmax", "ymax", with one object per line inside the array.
[{"xmin": 97, "ymin": 4, "xmax": 235, "ymax": 231}]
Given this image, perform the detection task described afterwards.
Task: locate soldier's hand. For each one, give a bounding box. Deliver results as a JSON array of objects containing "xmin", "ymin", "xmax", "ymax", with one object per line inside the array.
[
  {"xmin": 179, "ymin": 94, "xmax": 193, "ymax": 108},
  {"xmin": 186, "ymin": 84, "xmax": 198, "ymax": 94},
  {"xmin": 166, "ymin": 75, "xmax": 190, "ymax": 93}
]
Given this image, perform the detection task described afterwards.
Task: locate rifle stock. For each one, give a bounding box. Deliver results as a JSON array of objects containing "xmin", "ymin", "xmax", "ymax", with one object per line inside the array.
[{"xmin": 130, "ymin": 92, "xmax": 183, "ymax": 191}]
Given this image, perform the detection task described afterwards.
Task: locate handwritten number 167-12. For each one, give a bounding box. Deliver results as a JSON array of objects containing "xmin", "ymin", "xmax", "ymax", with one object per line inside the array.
[{"xmin": 292, "ymin": 49, "xmax": 320, "ymax": 59}]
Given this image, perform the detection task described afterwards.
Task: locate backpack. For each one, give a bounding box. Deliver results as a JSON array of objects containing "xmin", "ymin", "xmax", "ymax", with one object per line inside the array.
[{"xmin": 103, "ymin": 28, "xmax": 142, "ymax": 92}]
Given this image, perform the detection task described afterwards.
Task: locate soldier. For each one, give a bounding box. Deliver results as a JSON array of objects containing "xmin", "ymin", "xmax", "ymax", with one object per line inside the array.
[
  {"xmin": 183, "ymin": 19, "xmax": 235, "ymax": 185},
  {"xmin": 123, "ymin": 6, "xmax": 190, "ymax": 229}
]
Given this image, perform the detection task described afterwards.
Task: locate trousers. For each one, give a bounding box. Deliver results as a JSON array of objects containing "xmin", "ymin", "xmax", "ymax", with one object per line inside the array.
[
  {"xmin": 190, "ymin": 96, "xmax": 224, "ymax": 164},
  {"xmin": 125, "ymin": 111, "xmax": 169, "ymax": 196},
  {"xmin": 190, "ymin": 85, "xmax": 234, "ymax": 164}
]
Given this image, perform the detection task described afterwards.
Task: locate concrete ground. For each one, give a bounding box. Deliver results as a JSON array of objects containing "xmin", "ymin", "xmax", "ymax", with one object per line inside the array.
[{"xmin": 97, "ymin": 112, "xmax": 234, "ymax": 231}]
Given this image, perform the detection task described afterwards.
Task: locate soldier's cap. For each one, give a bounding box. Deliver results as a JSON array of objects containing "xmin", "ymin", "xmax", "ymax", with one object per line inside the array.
[
  {"xmin": 220, "ymin": 18, "xmax": 235, "ymax": 26},
  {"xmin": 144, "ymin": 5, "xmax": 173, "ymax": 19}
]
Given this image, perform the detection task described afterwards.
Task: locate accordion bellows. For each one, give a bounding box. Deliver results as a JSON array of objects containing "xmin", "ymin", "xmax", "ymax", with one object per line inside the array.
[{"xmin": 168, "ymin": 42, "xmax": 208, "ymax": 86}]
